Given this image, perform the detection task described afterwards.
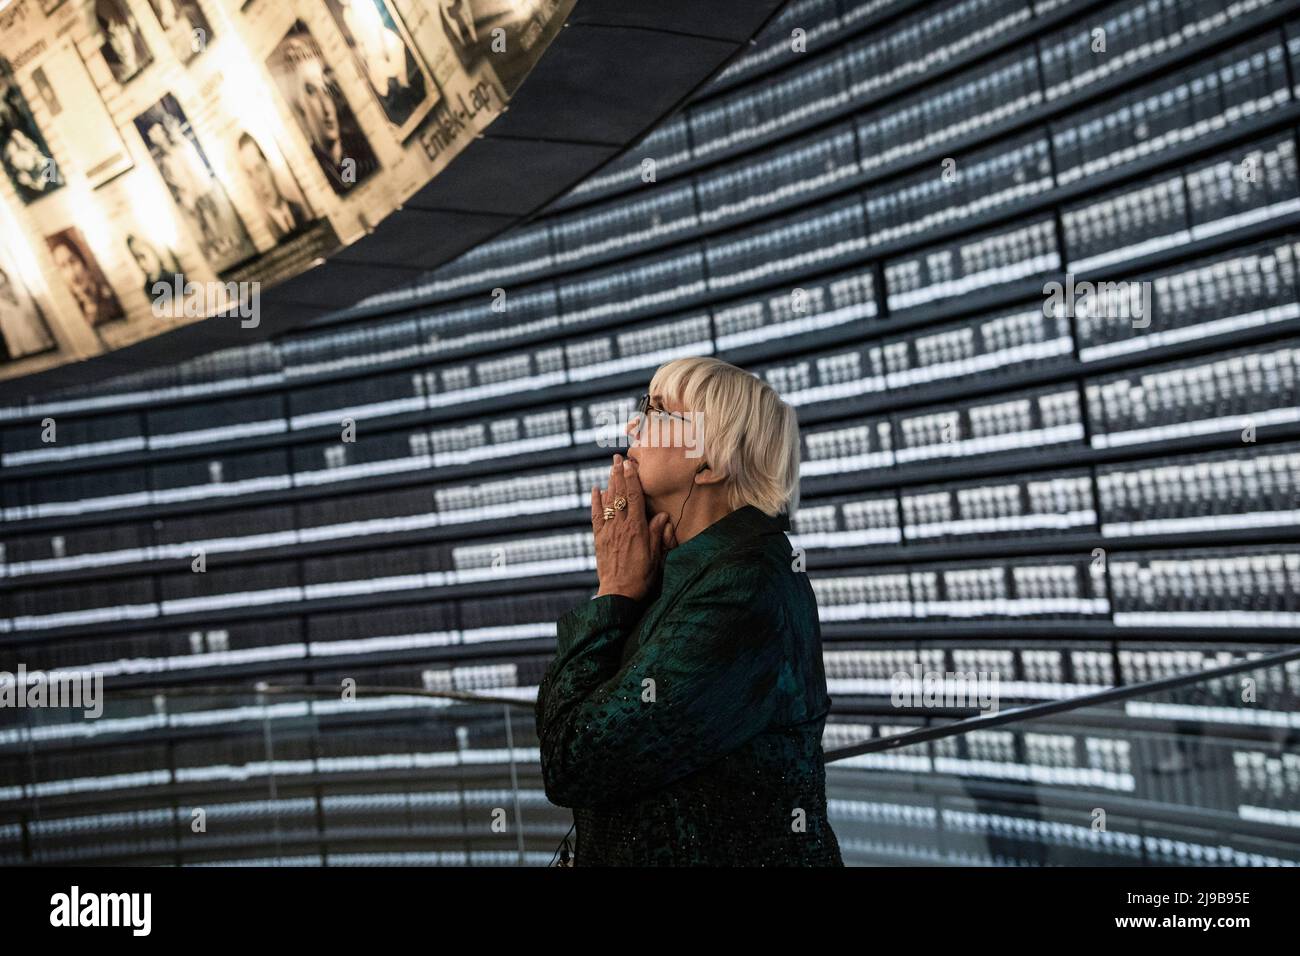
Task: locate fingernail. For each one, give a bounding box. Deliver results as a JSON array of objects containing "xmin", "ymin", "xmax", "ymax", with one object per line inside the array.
[
  {"xmin": 613, "ymin": 453, "xmax": 621, "ymax": 465},
  {"xmin": 623, "ymin": 460, "xmax": 632, "ymax": 473}
]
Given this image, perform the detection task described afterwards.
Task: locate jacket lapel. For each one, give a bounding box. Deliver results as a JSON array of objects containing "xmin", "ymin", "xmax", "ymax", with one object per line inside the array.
[{"xmin": 621, "ymin": 505, "xmax": 788, "ymax": 658}]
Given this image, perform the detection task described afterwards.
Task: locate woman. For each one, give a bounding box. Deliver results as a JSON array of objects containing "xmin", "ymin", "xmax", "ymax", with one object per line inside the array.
[
  {"xmin": 535, "ymin": 356, "xmax": 844, "ymax": 866},
  {"xmin": 126, "ymin": 234, "xmax": 184, "ymax": 305},
  {"xmin": 96, "ymin": 0, "xmax": 152, "ymax": 83}
]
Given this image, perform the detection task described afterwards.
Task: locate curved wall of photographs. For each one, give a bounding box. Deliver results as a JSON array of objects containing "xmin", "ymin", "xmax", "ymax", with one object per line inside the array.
[
  {"xmin": 3, "ymin": 0, "xmax": 1300, "ymax": 866},
  {"xmin": 0, "ymin": 0, "xmax": 573, "ymax": 380}
]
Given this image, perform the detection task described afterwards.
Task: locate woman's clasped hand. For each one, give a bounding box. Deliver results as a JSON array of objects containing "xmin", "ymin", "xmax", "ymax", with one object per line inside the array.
[{"xmin": 590, "ymin": 453, "xmax": 674, "ymax": 602}]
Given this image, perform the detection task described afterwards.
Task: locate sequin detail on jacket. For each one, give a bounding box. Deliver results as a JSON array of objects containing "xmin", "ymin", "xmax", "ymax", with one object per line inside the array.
[{"xmin": 535, "ymin": 504, "xmax": 844, "ymax": 866}]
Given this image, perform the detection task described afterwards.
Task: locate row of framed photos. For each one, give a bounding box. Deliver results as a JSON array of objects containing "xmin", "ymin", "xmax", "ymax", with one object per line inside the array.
[{"xmin": 0, "ymin": 0, "xmax": 572, "ymax": 366}]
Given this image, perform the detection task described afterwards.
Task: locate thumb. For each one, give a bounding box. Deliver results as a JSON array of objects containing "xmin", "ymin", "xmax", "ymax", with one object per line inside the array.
[{"xmin": 661, "ymin": 518, "xmax": 675, "ymax": 552}]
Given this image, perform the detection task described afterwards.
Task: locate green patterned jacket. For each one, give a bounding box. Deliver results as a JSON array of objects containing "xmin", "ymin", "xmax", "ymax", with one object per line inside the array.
[{"xmin": 535, "ymin": 504, "xmax": 844, "ymax": 866}]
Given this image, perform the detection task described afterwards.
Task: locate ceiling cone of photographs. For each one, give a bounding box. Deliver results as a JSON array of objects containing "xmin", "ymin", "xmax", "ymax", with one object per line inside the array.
[{"xmin": 0, "ymin": 0, "xmax": 576, "ymax": 379}]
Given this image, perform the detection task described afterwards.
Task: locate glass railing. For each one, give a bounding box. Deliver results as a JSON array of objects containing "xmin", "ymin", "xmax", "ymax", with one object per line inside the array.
[
  {"xmin": 1, "ymin": 645, "xmax": 1297, "ymax": 865},
  {"xmin": 823, "ymin": 647, "xmax": 1300, "ymax": 866}
]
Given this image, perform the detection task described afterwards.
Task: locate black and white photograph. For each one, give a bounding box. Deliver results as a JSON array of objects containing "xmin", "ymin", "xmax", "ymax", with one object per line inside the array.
[
  {"xmin": 91, "ymin": 0, "xmax": 153, "ymax": 84},
  {"xmin": 44, "ymin": 225, "xmax": 124, "ymax": 326},
  {"xmin": 134, "ymin": 93, "xmax": 256, "ymax": 273},
  {"xmin": 325, "ymin": 0, "xmax": 436, "ymax": 137},
  {"xmin": 146, "ymin": 0, "xmax": 214, "ymax": 64},
  {"xmin": 0, "ymin": 57, "xmax": 63, "ymax": 204},
  {"xmin": 235, "ymin": 131, "xmax": 313, "ymax": 243},
  {"xmin": 437, "ymin": 0, "xmax": 482, "ymax": 72},
  {"xmin": 0, "ymin": 241, "xmax": 57, "ymax": 361},
  {"xmin": 437, "ymin": 0, "xmax": 568, "ymax": 93},
  {"xmin": 266, "ymin": 20, "xmax": 380, "ymax": 195},
  {"xmin": 124, "ymin": 232, "xmax": 184, "ymax": 304}
]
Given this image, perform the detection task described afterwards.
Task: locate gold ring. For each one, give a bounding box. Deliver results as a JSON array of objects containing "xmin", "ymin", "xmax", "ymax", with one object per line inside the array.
[
  {"xmin": 602, "ymin": 507, "xmax": 616, "ymax": 521},
  {"xmin": 612, "ymin": 496, "xmax": 628, "ymax": 511}
]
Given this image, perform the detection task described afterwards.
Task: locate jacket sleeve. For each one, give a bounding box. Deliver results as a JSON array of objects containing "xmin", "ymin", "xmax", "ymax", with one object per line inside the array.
[{"xmin": 534, "ymin": 558, "xmax": 791, "ymax": 810}]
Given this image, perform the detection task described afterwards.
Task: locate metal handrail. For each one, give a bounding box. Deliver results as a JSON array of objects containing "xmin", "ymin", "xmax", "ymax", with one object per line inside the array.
[
  {"xmin": 824, "ymin": 643, "xmax": 1300, "ymax": 761},
  {"xmin": 104, "ymin": 643, "xmax": 1300, "ymax": 762}
]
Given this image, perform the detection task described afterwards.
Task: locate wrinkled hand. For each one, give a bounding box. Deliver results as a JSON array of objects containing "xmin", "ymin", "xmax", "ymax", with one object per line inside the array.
[{"xmin": 591, "ymin": 454, "xmax": 673, "ymax": 601}]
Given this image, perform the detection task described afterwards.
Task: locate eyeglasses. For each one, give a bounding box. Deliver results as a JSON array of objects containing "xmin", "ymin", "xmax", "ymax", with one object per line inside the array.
[{"xmin": 631, "ymin": 392, "xmax": 692, "ymax": 434}]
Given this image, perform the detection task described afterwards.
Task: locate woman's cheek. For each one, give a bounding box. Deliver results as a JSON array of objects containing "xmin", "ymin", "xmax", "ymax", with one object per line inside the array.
[{"xmin": 637, "ymin": 467, "xmax": 663, "ymax": 497}]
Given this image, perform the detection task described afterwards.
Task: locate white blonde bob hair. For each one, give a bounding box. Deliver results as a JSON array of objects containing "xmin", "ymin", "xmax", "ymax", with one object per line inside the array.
[{"xmin": 646, "ymin": 357, "xmax": 801, "ymax": 519}]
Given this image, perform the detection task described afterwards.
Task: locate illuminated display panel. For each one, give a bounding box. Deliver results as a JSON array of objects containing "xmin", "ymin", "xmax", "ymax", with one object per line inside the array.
[{"xmin": 0, "ymin": 0, "xmax": 574, "ymax": 377}]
